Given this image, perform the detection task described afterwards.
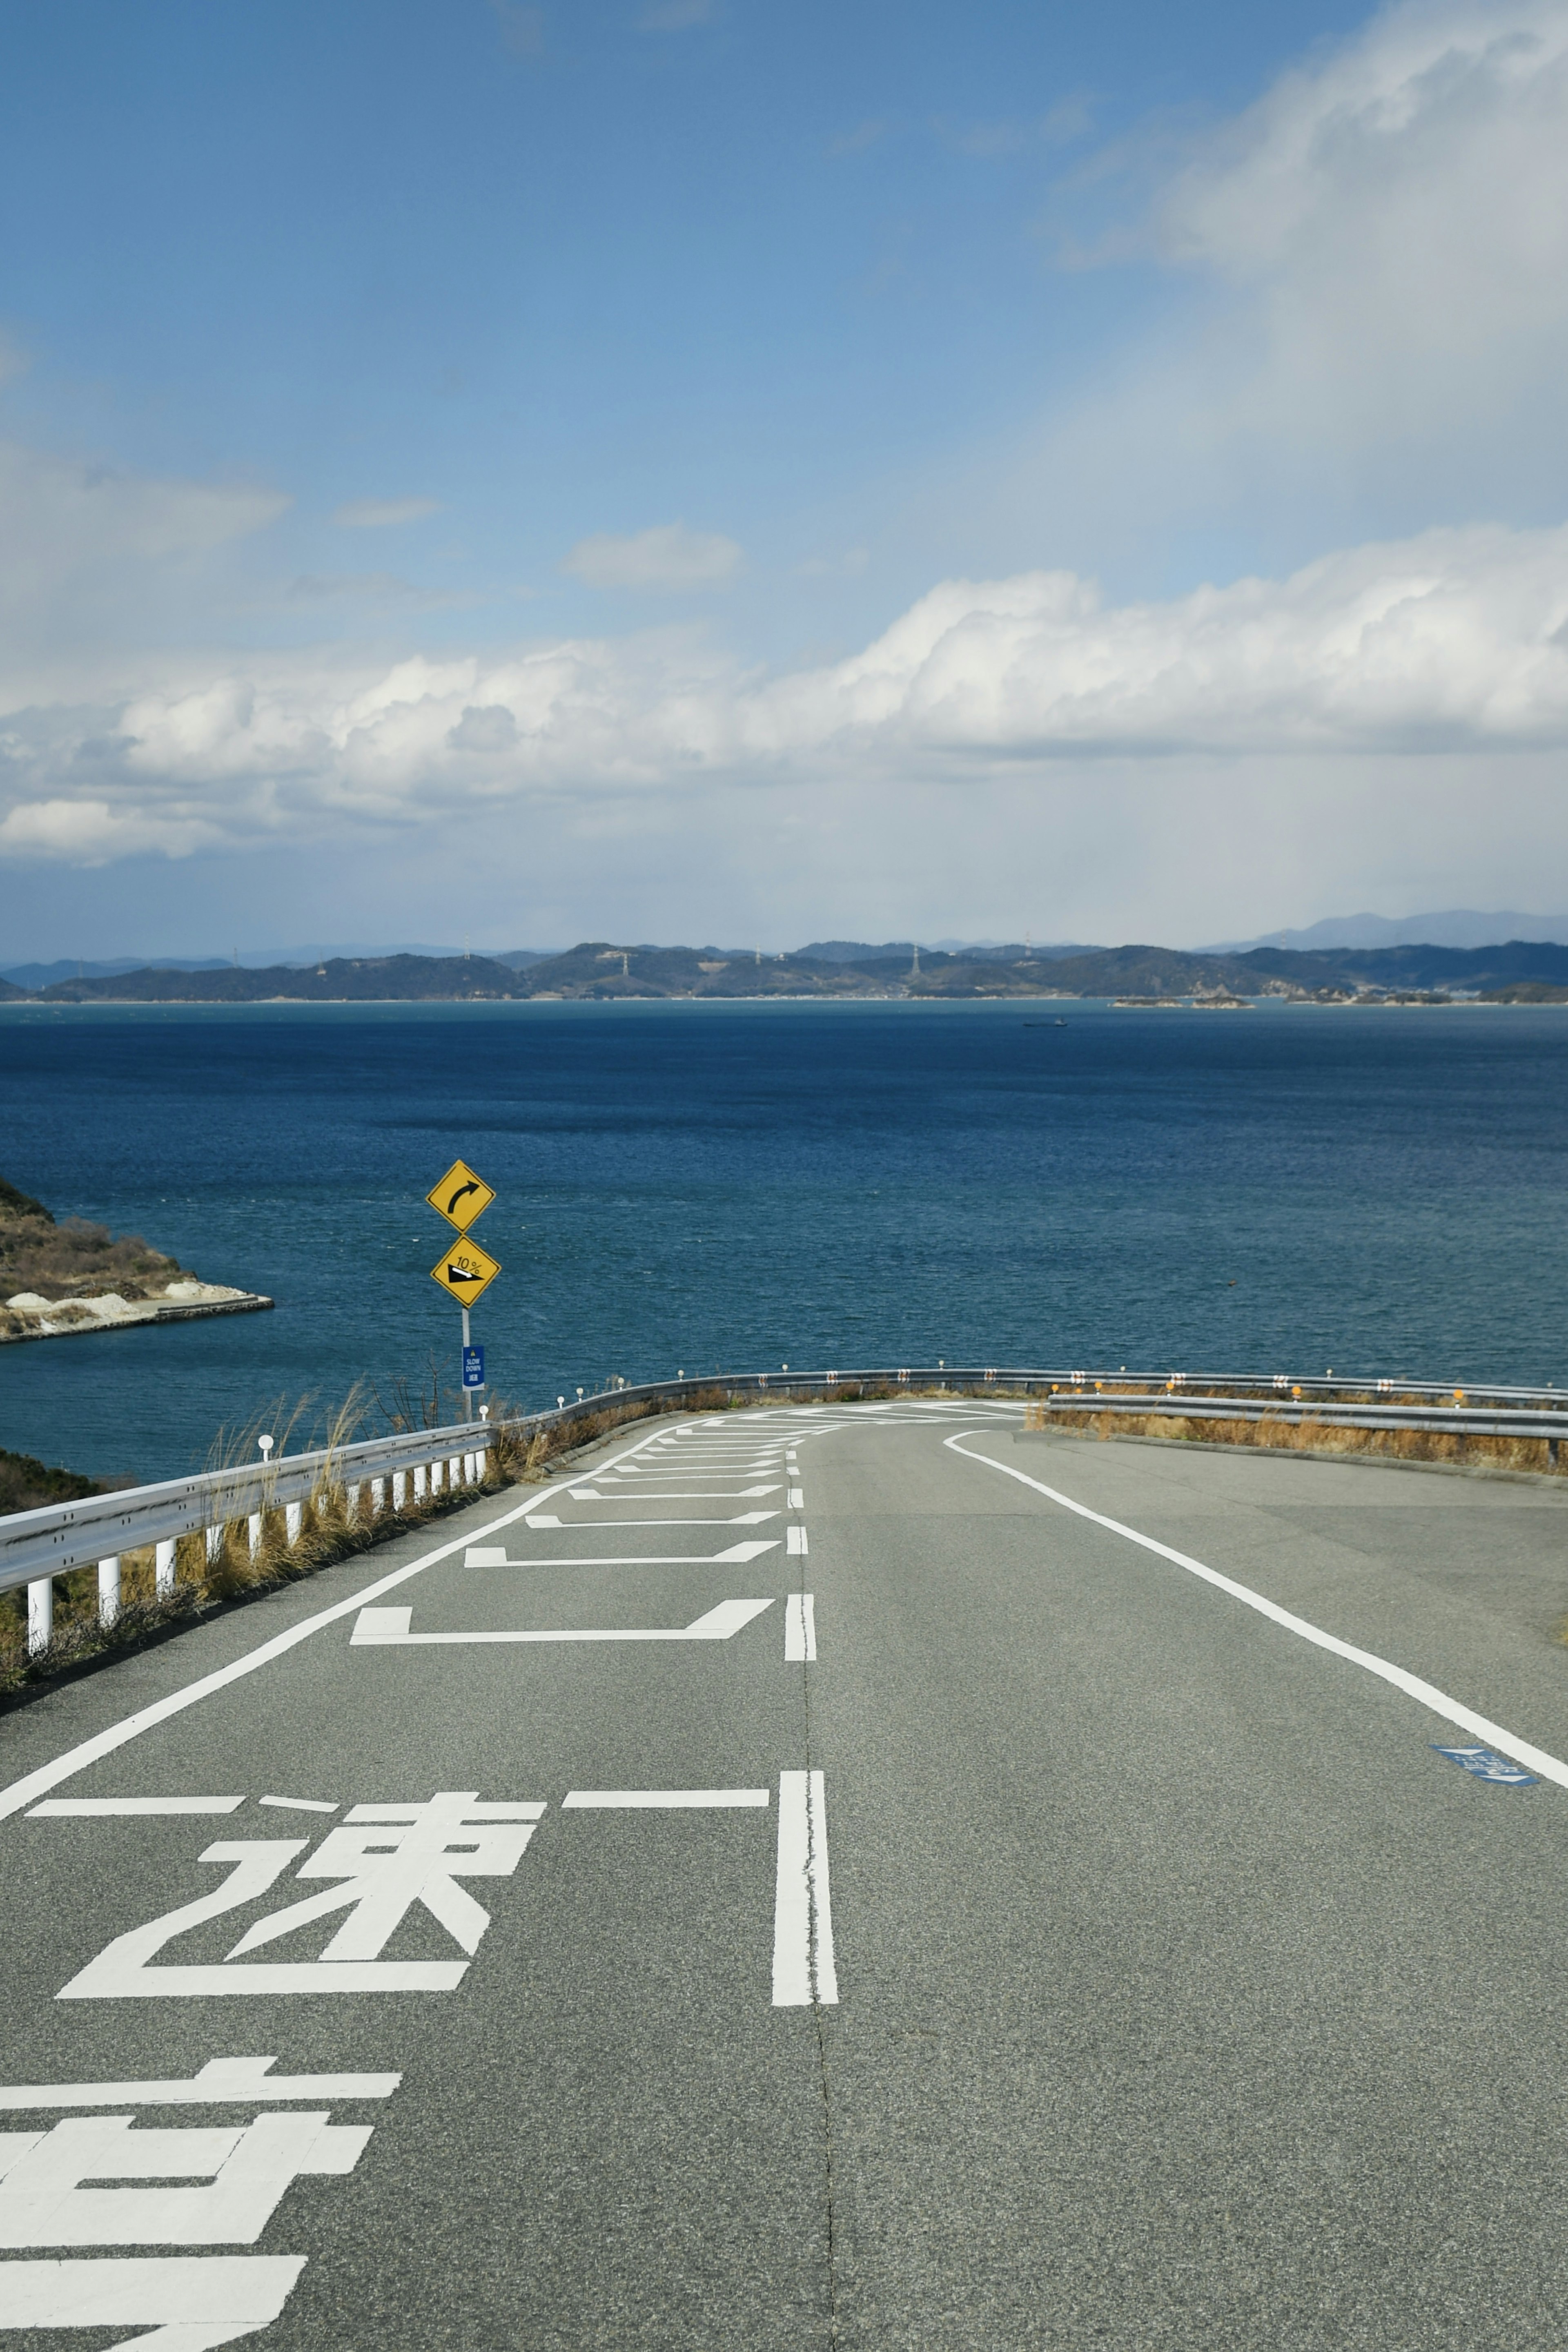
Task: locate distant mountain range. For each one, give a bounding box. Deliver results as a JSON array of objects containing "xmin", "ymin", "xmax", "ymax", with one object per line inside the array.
[
  {"xmin": 1206, "ymin": 909, "xmax": 1568, "ymax": 952},
  {"xmin": 8, "ymin": 911, "xmax": 1564, "ymax": 994},
  {"xmin": 6, "ymin": 936, "xmax": 1568, "ymax": 1005}
]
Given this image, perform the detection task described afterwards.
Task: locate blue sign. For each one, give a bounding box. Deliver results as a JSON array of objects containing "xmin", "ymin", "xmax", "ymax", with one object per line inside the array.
[
  {"xmin": 462, "ymin": 1344, "xmax": 485, "ymax": 1389},
  {"xmin": 1432, "ymin": 1743, "xmax": 1537, "ymax": 1785}
]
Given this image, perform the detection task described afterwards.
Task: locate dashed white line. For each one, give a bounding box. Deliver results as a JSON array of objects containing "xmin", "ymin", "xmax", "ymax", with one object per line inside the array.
[
  {"xmin": 772, "ymin": 1769, "xmax": 837, "ymax": 2006},
  {"xmin": 786, "ymin": 1525, "xmax": 808, "ymax": 1556},
  {"xmin": 784, "ymin": 1593, "xmax": 816, "ymax": 1662}
]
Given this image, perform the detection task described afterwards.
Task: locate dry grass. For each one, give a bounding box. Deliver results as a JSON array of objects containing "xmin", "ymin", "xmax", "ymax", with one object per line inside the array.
[
  {"xmin": 1021, "ymin": 1400, "xmax": 1566, "ymax": 1477},
  {"xmin": 0, "ymin": 1187, "xmax": 192, "ymax": 1320},
  {"xmin": 0, "ymin": 1384, "xmax": 512, "ymax": 1698}
]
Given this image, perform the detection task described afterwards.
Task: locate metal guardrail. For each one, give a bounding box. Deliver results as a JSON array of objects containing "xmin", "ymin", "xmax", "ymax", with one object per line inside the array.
[
  {"xmin": 0, "ymin": 1422, "xmax": 497, "ymax": 1597},
  {"xmin": 7, "ymin": 1360, "xmax": 1566, "ymax": 1655}
]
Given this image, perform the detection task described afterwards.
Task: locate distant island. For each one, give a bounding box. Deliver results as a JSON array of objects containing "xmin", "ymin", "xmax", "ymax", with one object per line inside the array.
[
  {"xmin": 0, "ymin": 1172, "xmax": 272, "ymax": 1345},
  {"xmin": 5, "ymin": 938, "xmax": 1568, "ymax": 1005}
]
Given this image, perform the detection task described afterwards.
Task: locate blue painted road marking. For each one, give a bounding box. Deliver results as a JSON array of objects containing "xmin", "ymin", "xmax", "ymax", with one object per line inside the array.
[{"xmin": 1432, "ymin": 1743, "xmax": 1538, "ymax": 1785}]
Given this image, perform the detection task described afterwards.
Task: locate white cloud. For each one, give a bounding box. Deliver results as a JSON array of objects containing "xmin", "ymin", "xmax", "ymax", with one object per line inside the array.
[
  {"xmin": 562, "ymin": 522, "xmax": 743, "ymax": 591},
  {"xmin": 1002, "ymin": 0, "xmax": 1568, "ymax": 580},
  {"xmin": 0, "ymin": 440, "xmax": 288, "ymax": 692},
  {"xmin": 0, "ymin": 796, "xmax": 218, "ymax": 864},
  {"xmin": 5, "ymin": 520, "xmax": 1568, "ymax": 865},
  {"xmin": 332, "ymin": 497, "xmax": 442, "ymax": 528},
  {"xmin": 1156, "ymin": 0, "xmax": 1568, "ymax": 447}
]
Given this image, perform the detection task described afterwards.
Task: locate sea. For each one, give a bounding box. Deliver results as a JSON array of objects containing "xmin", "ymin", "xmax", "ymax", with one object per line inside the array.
[{"xmin": 0, "ymin": 998, "xmax": 1565, "ymax": 1486}]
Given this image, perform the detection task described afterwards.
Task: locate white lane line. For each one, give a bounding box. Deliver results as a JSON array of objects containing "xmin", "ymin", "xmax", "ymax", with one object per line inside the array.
[
  {"xmin": 562, "ymin": 1789, "xmax": 771, "ymax": 1808},
  {"xmin": 463, "ymin": 1539, "xmax": 780, "ymax": 1567},
  {"xmin": 772, "ymin": 1769, "xmax": 837, "ymax": 2006},
  {"xmin": 0, "ymin": 1425, "xmax": 677, "ymax": 1823},
  {"xmin": 26, "ymin": 1796, "xmax": 247, "ymax": 1818},
  {"xmin": 785, "ymin": 1592, "xmax": 817, "ymax": 1662},
  {"xmin": 788, "ymin": 1487, "xmax": 805, "ymax": 1507},
  {"xmin": 786, "ymin": 1525, "xmax": 808, "ymax": 1556},
  {"xmin": 944, "ymin": 1430, "xmax": 1568, "ymax": 1788},
  {"xmin": 528, "ymin": 1512, "xmax": 777, "ymax": 1527},
  {"xmin": 258, "ymin": 1795, "xmax": 339, "ymax": 1814},
  {"xmin": 350, "ymin": 1598, "xmax": 775, "ymax": 1646},
  {"xmin": 0, "ymin": 2056, "xmax": 401, "ymax": 2109}
]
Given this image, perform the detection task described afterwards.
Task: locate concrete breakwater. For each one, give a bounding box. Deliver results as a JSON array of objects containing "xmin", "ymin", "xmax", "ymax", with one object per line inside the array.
[
  {"xmin": 0, "ymin": 1168, "xmax": 270, "ymax": 1345},
  {"xmin": 1, "ymin": 1283, "xmax": 273, "ymax": 1343}
]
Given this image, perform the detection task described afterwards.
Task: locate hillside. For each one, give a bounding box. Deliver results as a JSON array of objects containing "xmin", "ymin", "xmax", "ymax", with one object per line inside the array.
[
  {"xmin": 13, "ymin": 937, "xmax": 1568, "ymax": 1004},
  {"xmin": 0, "ymin": 1172, "xmax": 270, "ymax": 1344}
]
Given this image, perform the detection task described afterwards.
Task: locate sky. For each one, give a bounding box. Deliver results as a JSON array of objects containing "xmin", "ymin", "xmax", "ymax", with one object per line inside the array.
[{"xmin": 1, "ymin": 0, "xmax": 1567, "ymax": 956}]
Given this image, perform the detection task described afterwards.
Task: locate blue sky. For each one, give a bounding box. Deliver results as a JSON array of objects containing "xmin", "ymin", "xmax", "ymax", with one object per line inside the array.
[{"xmin": 1, "ymin": 0, "xmax": 1566, "ymax": 955}]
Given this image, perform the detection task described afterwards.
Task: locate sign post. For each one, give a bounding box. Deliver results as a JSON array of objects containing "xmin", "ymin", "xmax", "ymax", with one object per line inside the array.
[{"xmin": 427, "ymin": 1160, "xmax": 499, "ymax": 1422}]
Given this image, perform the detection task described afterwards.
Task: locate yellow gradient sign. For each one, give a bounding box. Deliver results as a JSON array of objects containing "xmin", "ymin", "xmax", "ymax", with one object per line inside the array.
[{"xmin": 429, "ymin": 1235, "xmax": 502, "ymax": 1307}]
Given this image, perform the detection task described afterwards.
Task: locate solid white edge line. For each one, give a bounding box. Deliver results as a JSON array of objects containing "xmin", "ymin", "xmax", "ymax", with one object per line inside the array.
[
  {"xmin": 0, "ymin": 1422, "xmax": 677, "ymax": 1822},
  {"xmin": 943, "ymin": 1429, "xmax": 1568, "ymax": 1790},
  {"xmin": 562, "ymin": 1790, "xmax": 771, "ymax": 1808}
]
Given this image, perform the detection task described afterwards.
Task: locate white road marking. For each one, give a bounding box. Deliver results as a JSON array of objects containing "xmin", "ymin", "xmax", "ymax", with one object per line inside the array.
[
  {"xmin": 0, "ymin": 1428, "xmax": 675, "ymax": 1824},
  {"xmin": 0, "ymin": 2109, "xmax": 373, "ymax": 2247},
  {"xmin": 559, "ymin": 1486, "xmax": 782, "ymax": 1500},
  {"xmin": 562, "ymin": 1789, "xmax": 771, "ymax": 1808},
  {"xmin": 945, "ymin": 1431, "xmax": 1568, "ymax": 1788},
  {"xmin": 772, "ymin": 1770, "xmax": 837, "ymax": 2006},
  {"xmin": 258, "ymin": 1797, "xmax": 339, "ymax": 1815},
  {"xmin": 27, "ymin": 1798, "xmax": 246, "ymax": 1819},
  {"xmin": 786, "ymin": 1525, "xmax": 808, "ymax": 1556},
  {"xmin": 59, "ymin": 1797, "xmax": 544, "ymax": 1999},
  {"xmin": 463, "ymin": 1540, "xmax": 780, "ymax": 1567},
  {"xmin": 0, "ymin": 2058, "xmax": 400, "ymax": 2110},
  {"xmin": 351, "ymin": 1599, "xmax": 775, "ymax": 1646},
  {"xmin": 0, "ymin": 2253, "xmax": 306, "ymax": 2345},
  {"xmin": 787, "ymin": 1487, "xmax": 805, "ymax": 1507},
  {"xmin": 526, "ymin": 1511, "xmax": 777, "ymax": 1527},
  {"xmin": 784, "ymin": 1593, "xmax": 816, "ymax": 1662}
]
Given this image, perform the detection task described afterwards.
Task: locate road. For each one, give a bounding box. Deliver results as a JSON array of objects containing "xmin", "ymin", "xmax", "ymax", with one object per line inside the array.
[{"xmin": 4, "ymin": 1399, "xmax": 1568, "ymax": 2348}]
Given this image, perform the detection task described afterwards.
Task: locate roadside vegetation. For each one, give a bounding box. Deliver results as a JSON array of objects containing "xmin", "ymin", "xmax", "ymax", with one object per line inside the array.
[
  {"xmin": 0, "ymin": 1379, "xmax": 753, "ymax": 1699},
  {"xmin": 1022, "ymin": 1397, "xmax": 1568, "ymax": 1477}
]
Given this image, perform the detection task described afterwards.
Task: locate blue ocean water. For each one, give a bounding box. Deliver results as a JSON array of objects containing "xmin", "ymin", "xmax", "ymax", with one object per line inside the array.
[{"xmin": 0, "ymin": 999, "xmax": 1565, "ymax": 1484}]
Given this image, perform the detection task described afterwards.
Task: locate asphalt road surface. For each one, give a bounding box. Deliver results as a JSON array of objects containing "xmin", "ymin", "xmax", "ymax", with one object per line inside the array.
[{"xmin": 4, "ymin": 1400, "xmax": 1568, "ymax": 2350}]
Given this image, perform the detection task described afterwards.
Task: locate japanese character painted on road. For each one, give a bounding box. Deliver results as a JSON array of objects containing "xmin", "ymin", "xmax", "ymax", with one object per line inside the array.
[{"xmin": 55, "ymin": 1794, "xmax": 546, "ymax": 1999}]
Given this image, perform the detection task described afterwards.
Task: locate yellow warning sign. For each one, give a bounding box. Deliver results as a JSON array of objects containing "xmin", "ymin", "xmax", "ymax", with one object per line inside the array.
[
  {"xmin": 426, "ymin": 1159, "xmax": 496, "ymax": 1233},
  {"xmin": 429, "ymin": 1235, "xmax": 502, "ymax": 1307}
]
